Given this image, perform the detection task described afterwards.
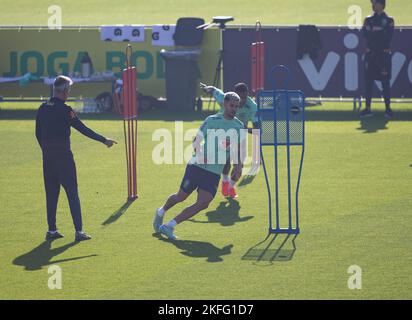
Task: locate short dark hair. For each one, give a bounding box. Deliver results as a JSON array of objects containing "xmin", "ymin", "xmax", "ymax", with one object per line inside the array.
[
  {"xmin": 374, "ymin": 0, "xmax": 386, "ymax": 9},
  {"xmin": 234, "ymin": 83, "xmax": 248, "ymax": 93}
]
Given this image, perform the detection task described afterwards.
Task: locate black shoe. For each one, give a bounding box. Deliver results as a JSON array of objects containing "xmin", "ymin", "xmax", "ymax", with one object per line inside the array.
[
  {"xmin": 75, "ymin": 231, "xmax": 92, "ymax": 241},
  {"xmin": 359, "ymin": 108, "xmax": 373, "ymax": 118},
  {"xmin": 45, "ymin": 231, "xmax": 64, "ymax": 241},
  {"xmin": 385, "ymin": 108, "xmax": 394, "ymax": 119}
]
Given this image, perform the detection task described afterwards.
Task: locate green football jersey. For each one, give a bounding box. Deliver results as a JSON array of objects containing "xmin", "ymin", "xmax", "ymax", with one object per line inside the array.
[
  {"xmin": 189, "ymin": 113, "xmax": 245, "ymax": 175},
  {"xmin": 213, "ymin": 88, "xmax": 258, "ymax": 127}
]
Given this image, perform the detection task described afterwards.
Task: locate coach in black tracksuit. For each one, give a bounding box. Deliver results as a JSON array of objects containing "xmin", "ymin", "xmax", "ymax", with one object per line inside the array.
[
  {"xmin": 35, "ymin": 76, "xmax": 117, "ymax": 241},
  {"xmin": 360, "ymin": 0, "xmax": 395, "ymax": 118}
]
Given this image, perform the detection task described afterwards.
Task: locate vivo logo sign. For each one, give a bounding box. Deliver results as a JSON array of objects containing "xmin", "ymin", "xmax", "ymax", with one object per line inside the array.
[
  {"xmin": 223, "ymin": 28, "xmax": 412, "ymax": 98},
  {"xmin": 298, "ymin": 33, "xmax": 411, "ymax": 92}
]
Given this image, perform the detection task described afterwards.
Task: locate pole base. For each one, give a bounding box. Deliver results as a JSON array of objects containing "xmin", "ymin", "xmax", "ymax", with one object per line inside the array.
[
  {"xmin": 269, "ymin": 227, "xmax": 300, "ymax": 235},
  {"xmin": 127, "ymin": 195, "xmax": 138, "ymax": 202}
]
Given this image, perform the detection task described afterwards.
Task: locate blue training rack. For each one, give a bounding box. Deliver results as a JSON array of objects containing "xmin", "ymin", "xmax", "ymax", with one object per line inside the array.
[{"xmin": 257, "ymin": 65, "xmax": 305, "ymax": 235}]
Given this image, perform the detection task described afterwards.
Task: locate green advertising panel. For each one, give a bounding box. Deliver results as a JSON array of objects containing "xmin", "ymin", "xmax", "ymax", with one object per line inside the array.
[{"xmin": 0, "ymin": 27, "xmax": 220, "ymax": 98}]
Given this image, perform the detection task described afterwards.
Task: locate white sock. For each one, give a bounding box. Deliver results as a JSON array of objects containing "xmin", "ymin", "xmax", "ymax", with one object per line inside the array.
[
  {"xmin": 48, "ymin": 230, "xmax": 57, "ymax": 234},
  {"xmin": 222, "ymin": 174, "xmax": 230, "ymax": 182},
  {"xmin": 157, "ymin": 207, "xmax": 166, "ymax": 217},
  {"xmin": 166, "ymin": 219, "xmax": 177, "ymax": 228},
  {"xmin": 230, "ymin": 179, "xmax": 236, "ymax": 188}
]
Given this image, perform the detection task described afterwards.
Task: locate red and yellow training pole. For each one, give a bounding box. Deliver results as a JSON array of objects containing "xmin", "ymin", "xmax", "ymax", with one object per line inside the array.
[
  {"xmin": 122, "ymin": 44, "xmax": 138, "ymax": 201},
  {"xmin": 251, "ymin": 21, "xmax": 264, "ymax": 95},
  {"xmin": 251, "ymin": 21, "xmax": 265, "ymax": 172}
]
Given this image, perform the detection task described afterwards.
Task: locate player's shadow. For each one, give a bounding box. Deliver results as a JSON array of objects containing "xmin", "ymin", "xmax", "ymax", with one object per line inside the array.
[
  {"xmin": 102, "ymin": 199, "xmax": 135, "ymax": 226},
  {"xmin": 153, "ymin": 234, "xmax": 233, "ymax": 262},
  {"xmin": 188, "ymin": 198, "xmax": 253, "ymax": 227},
  {"xmin": 13, "ymin": 241, "xmax": 97, "ymax": 271},
  {"xmin": 242, "ymin": 234, "xmax": 298, "ymax": 263},
  {"xmin": 357, "ymin": 116, "xmax": 389, "ymax": 133}
]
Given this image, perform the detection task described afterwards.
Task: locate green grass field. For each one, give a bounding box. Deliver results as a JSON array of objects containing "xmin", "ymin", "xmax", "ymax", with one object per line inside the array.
[
  {"xmin": 0, "ymin": 101, "xmax": 411, "ymax": 299},
  {"xmin": 1, "ymin": 0, "xmax": 412, "ymax": 26},
  {"xmin": 1, "ymin": 0, "xmax": 412, "ymax": 300}
]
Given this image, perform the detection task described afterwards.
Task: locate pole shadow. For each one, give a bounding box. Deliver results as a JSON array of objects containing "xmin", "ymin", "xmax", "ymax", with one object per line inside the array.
[
  {"xmin": 357, "ymin": 116, "xmax": 389, "ymax": 133},
  {"xmin": 2, "ymin": 108, "xmax": 412, "ymax": 122},
  {"xmin": 153, "ymin": 234, "xmax": 233, "ymax": 262},
  {"xmin": 12, "ymin": 241, "xmax": 97, "ymax": 271},
  {"xmin": 242, "ymin": 234, "xmax": 298, "ymax": 263},
  {"xmin": 188, "ymin": 198, "xmax": 253, "ymax": 227},
  {"xmin": 102, "ymin": 199, "xmax": 134, "ymax": 226}
]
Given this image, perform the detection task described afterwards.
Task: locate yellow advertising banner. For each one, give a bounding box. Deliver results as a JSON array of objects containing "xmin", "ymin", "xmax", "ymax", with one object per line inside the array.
[{"xmin": 0, "ymin": 27, "xmax": 220, "ymax": 98}]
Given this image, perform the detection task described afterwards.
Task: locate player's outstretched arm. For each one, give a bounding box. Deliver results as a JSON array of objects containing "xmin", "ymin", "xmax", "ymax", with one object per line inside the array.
[
  {"xmin": 68, "ymin": 108, "xmax": 117, "ymax": 147},
  {"xmin": 199, "ymin": 82, "xmax": 216, "ymax": 94}
]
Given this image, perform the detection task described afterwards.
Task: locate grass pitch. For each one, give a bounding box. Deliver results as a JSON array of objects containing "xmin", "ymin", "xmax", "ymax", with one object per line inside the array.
[
  {"xmin": 0, "ymin": 101, "xmax": 411, "ymax": 299},
  {"xmin": 1, "ymin": 0, "xmax": 412, "ymax": 26},
  {"xmin": 1, "ymin": 0, "xmax": 412, "ymax": 300}
]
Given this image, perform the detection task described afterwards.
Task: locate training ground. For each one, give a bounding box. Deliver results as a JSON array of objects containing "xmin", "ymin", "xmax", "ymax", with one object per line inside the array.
[
  {"xmin": 1, "ymin": 0, "xmax": 412, "ymax": 300},
  {"xmin": 0, "ymin": 101, "xmax": 411, "ymax": 299}
]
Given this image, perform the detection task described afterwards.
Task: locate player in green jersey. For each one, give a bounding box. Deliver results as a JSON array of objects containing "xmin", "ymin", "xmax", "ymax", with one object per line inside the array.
[
  {"xmin": 153, "ymin": 92, "xmax": 245, "ymax": 240},
  {"xmin": 200, "ymin": 82, "xmax": 259, "ymax": 198}
]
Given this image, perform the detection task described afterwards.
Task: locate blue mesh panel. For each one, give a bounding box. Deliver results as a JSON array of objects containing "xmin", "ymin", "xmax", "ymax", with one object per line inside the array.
[{"xmin": 257, "ymin": 90, "xmax": 305, "ymax": 145}]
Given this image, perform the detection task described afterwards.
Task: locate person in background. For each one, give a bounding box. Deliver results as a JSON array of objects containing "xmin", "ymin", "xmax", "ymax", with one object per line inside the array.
[{"xmin": 360, "ymin": 0, "xmax": 395, "ymax": 118}]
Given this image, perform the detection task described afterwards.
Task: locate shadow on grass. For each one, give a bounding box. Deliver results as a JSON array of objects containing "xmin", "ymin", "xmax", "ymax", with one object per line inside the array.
[
  {"xmin": 305, "ymin": 110, "xmax": 412, "ymax": 122},
  {"xmin": 102, "ymin": 199, "xmax": 135, "ymax": 226},
  {"xmin": 188, "ymin": 198, "xmax": 253, "ymax": 227},
  {"xmin": 242, "ymin": 234, "xmax": 298, "ymax": 263},
  {"xmin": 357, "ymin": 116, "xmax": 389, "ymax": 133},
  {"xmin": 13, "ymin": 241, "xmax": 97, "ymax": 271},
  {"xmin": 153, "ymin": 234, "xmax": 233, "ymax": 262},
  {"xmin": 2, "ymin": 108, "xmax": 412, "ymax": 123},
  {"xmin": 0, "ymin": 108, "xmax": 215, "ymax": 121}
]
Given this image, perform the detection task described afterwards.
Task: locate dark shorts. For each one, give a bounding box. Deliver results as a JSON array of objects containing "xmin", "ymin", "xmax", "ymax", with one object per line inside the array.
[{"xmin": 180, "ymin": 165, "xmax": 221, "ymax": 197}]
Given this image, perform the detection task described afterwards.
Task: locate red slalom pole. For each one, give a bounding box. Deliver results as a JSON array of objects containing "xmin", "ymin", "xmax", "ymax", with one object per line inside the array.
[
  {"xmin": 129, "ymin": 61, "xmax": 137, "ymax": 198},
  {"xmin": 127, "ymin": 66, "xmax": 133, "ymax": 199},
  {"xmin": 251, "ymin": 21, "xmax": 265, "ymax": 95},
  {"xmin": 251, "ymin": 22, "xmax": 264, "ymax": 173},
  {"xmin": 131, "ymin": 69, "xmax": 138, "ymax": 197},
  {"xmin": 122, "ymin": 44, "xmax": 138, "ymax": 201},
  {"xmin": 122, "ymin": 68, "xmax": 131, "ymax": 198}
]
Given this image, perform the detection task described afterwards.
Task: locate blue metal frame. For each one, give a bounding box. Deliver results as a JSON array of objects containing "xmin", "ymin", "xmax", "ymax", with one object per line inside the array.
[{"xmin": 258, "ymin": 65, "xmax": 305, "ymax": 235}]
